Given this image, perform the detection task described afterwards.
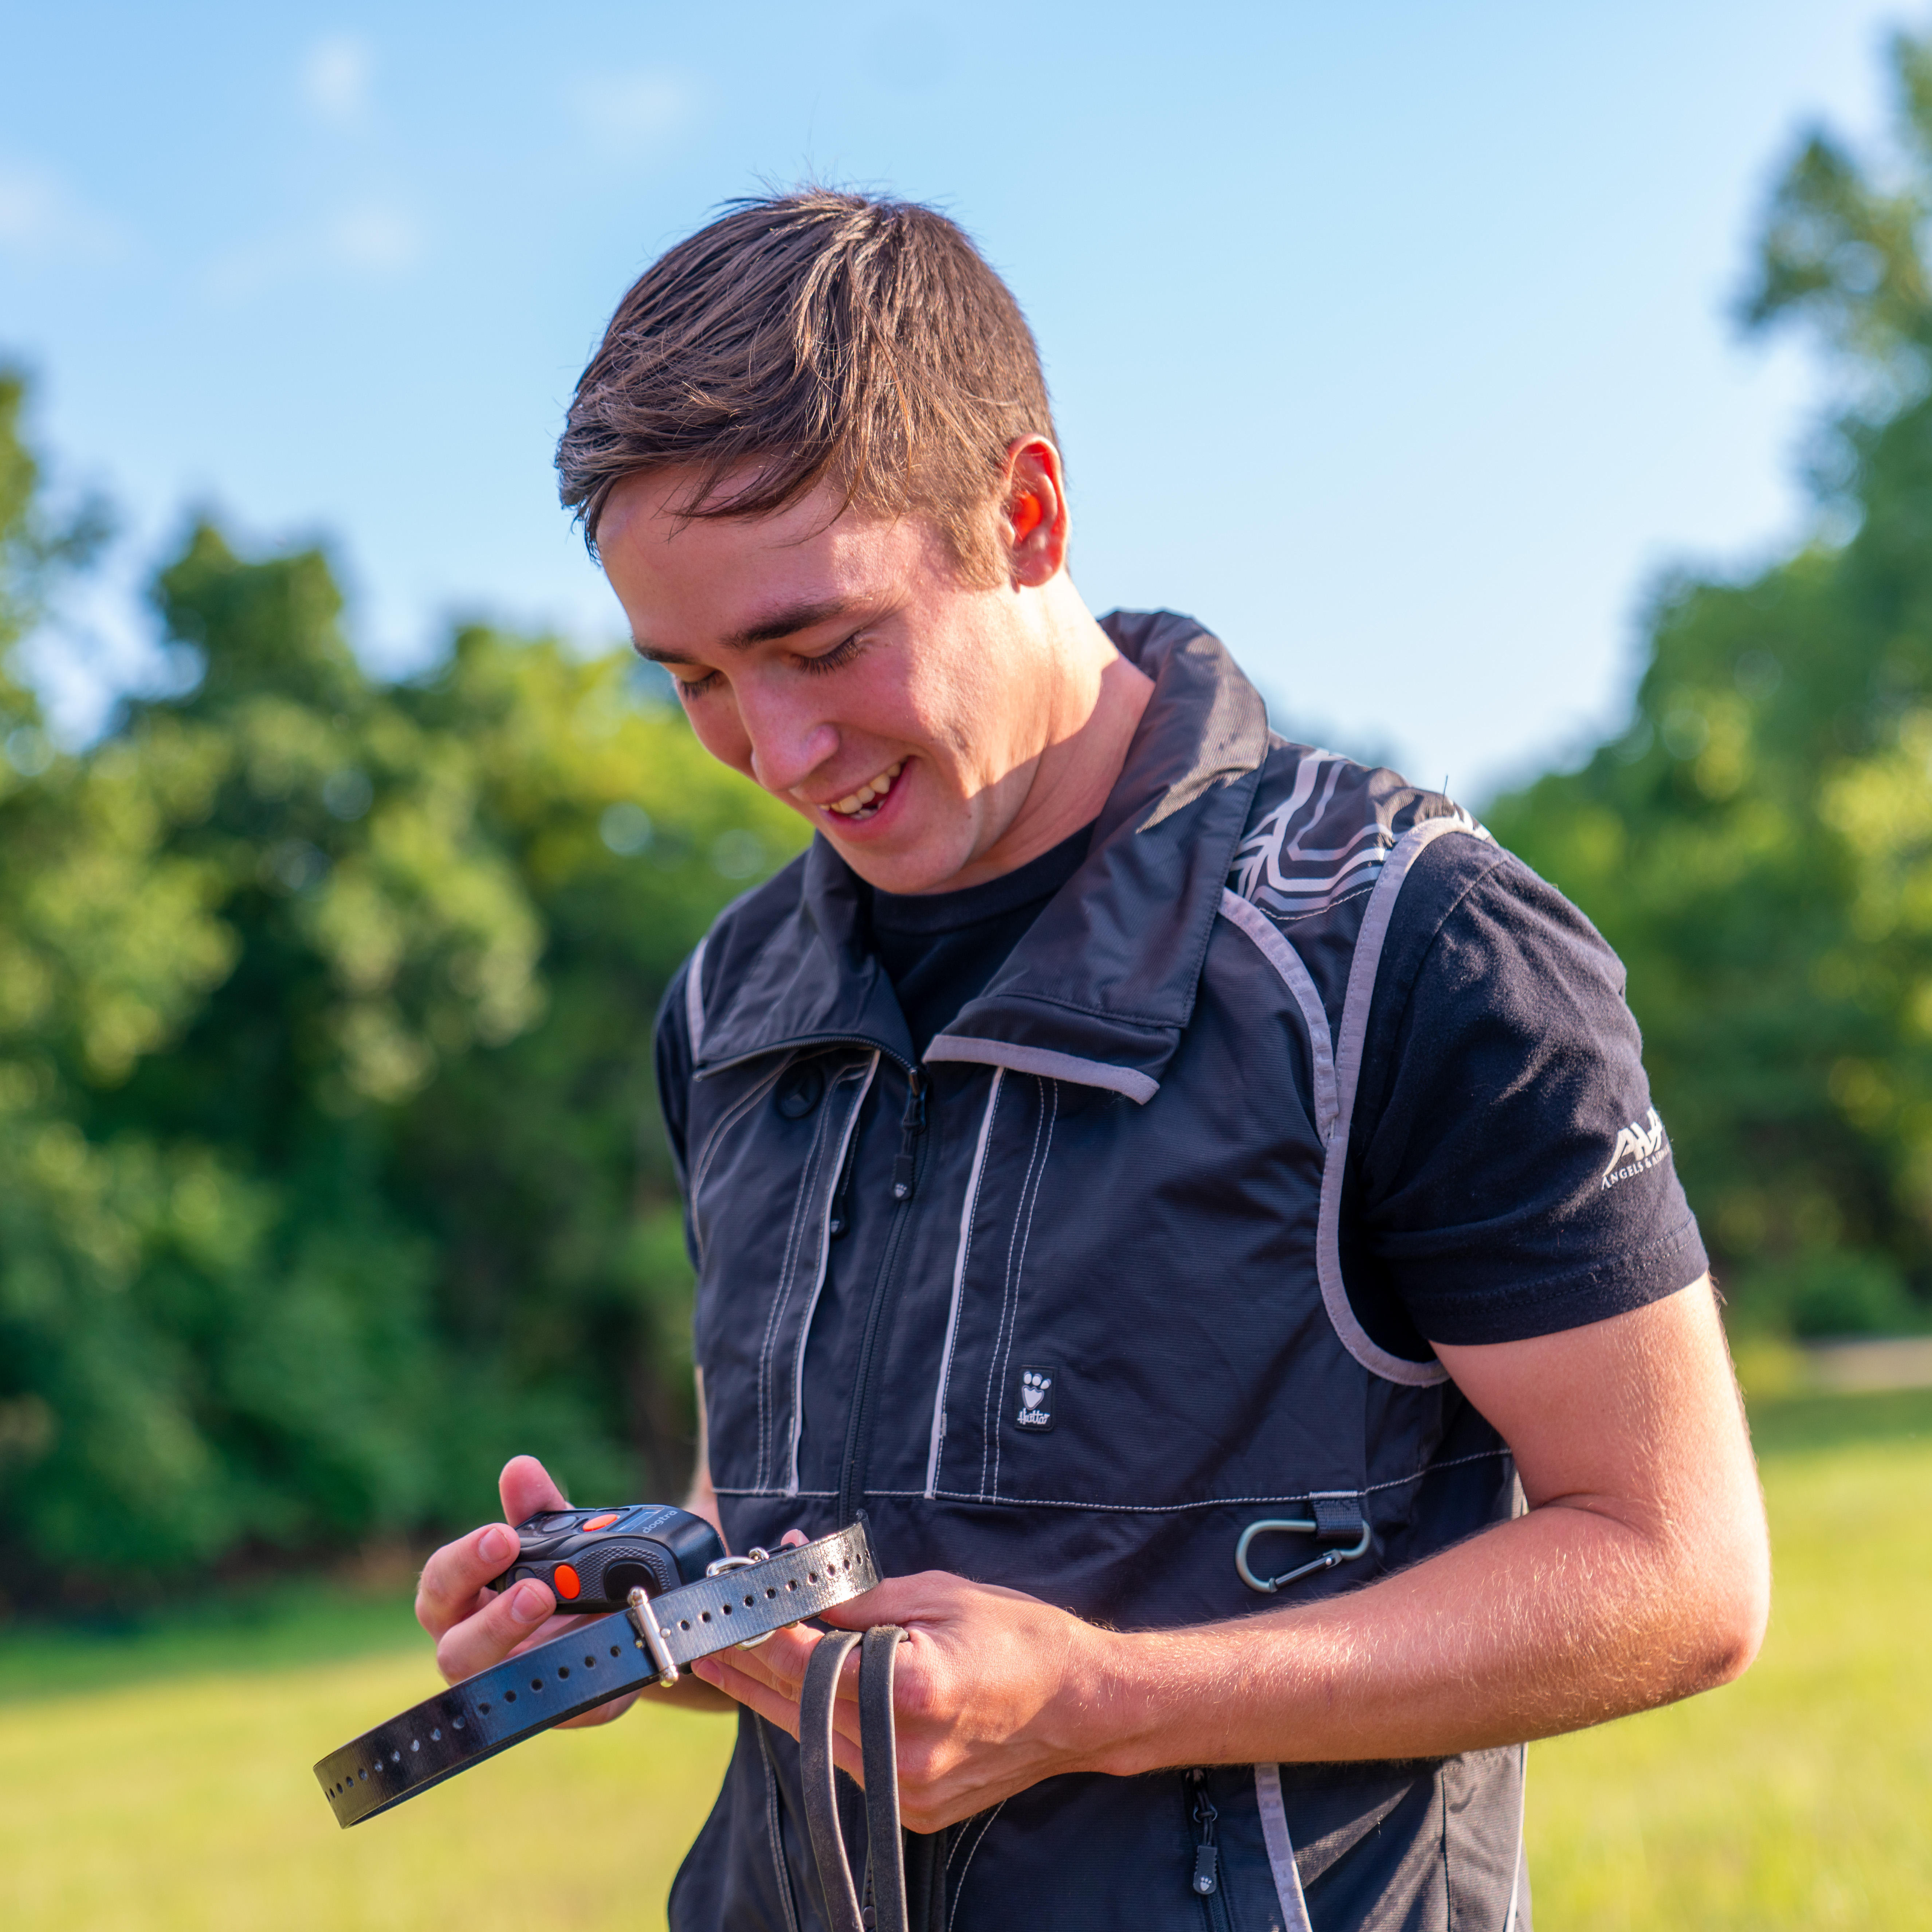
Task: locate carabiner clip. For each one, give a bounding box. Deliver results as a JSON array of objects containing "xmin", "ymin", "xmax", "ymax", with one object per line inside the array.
[{"xmin": 1235, "ymin": 1499, "xmax": 1371, "ymax": 1595}]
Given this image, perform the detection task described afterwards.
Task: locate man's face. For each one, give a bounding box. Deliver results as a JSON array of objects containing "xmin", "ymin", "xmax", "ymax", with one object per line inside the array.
[{"xmin": 597, "ymin": 469, "xmax": 1062, "ymax": 895}]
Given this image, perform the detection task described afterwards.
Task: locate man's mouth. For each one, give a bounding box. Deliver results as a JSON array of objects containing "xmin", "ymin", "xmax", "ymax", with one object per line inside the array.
[{"xmin": 821, "ymin": 760, "xmax": 905, "ymax": 822}]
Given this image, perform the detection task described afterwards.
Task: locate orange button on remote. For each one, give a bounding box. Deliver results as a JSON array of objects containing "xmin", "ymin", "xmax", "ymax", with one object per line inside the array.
[
  {"xmin": 553, "ymin": 1563, "xmax": 581, "ymax": 1600},
  {"xmin": 579, "ymin": 1513, "xmax": 621, "ymax": 1532}
]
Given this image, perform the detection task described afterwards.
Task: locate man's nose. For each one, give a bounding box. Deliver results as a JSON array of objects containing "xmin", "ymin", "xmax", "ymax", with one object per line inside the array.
[{"xmin": 737, "ymin": 688, "xmax": 837, "ymax": 797}]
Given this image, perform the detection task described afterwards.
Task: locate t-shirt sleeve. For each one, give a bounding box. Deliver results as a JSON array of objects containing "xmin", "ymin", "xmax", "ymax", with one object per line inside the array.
[
  {"xmin": 1339, "ymin": 842, "xmax": 1708, "ymax": 1353},
  {"xmin": 654, "ymin": 956, "xmax": 699, "ymax": 1269}
]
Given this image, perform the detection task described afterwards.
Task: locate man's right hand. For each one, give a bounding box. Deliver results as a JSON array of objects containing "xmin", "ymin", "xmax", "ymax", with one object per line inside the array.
[
  {"xmin": 415, "ymin": 1453, "xmax": 641, "ymax": 1729},
  {"xmin": 414, "ymin": 1452, "xmax": 734, "ymax": 1725}
]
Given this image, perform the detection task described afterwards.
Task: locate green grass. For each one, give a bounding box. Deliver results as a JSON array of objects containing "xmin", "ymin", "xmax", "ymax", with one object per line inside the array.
[
  {"xmin": 0, "ymin": 1389, "xmax": 1925, "ymax": 1929},
  {"xmin": 1524, "ymin": 1387, "xmax": 1932, "ymax": 1928},
  {"xmin": 0, "ymin": 1575, "xmax": 424, "ymax": 1706},
  {"xmin": 0, "ymin": 1649, "xmax": 736, "ymax": 1931}
]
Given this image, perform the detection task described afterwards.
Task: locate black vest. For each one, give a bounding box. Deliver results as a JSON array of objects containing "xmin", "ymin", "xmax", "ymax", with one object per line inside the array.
[{"xmin": 665, "ymin": 614, "xmax": 1530, "ymax": 1932}]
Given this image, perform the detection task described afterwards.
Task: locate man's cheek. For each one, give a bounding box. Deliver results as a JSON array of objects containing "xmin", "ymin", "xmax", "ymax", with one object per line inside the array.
[{"xmin": 690, "ymin": 704, "xmax": 758, "ymax": 784}]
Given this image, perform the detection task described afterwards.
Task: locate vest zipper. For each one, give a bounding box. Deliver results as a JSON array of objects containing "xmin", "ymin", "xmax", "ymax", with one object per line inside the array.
[
  {"xmin": 891, "ymin": 1068, "xmax": 928, "ymax": 1200},
  {"xmin": 1186, "ymin": 1769, "xmax": 1232, "ymax": 1928},
  {"xmin": 837, "ymin": 1067, "xmax": 929, "ymax": 1527},
  {"xmin": 1187, "ymin": 1769, "xmax": 1220, "ymax": 1898}
]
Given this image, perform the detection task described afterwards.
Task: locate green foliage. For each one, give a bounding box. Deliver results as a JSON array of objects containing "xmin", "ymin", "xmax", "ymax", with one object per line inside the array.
[
  {"xmin": 0, "ymin": 383, "xmax": 806, "ymax": 1598},
  {"xmin": 1489, "ymin": 32, "xmax": 1932, "ymax": 1333}
]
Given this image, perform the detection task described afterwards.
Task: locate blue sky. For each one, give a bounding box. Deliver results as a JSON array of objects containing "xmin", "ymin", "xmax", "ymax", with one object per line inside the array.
[{"xmin": 0, "ymin": 0, "xmax": 1912, "ymax": 798}]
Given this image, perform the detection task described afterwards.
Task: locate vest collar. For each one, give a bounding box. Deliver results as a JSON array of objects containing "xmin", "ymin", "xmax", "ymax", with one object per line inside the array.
[{"xmin": 694, "ymin": 610, "xmax": 1272, "ymax": 1100}]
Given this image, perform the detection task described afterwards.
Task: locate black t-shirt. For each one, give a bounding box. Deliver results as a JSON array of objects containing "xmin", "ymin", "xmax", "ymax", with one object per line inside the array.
[
  {"xmin": 852, "ymin": 830, "xmax": 1703, "ymax": 1354},
  {"xmin": 1338, "ymin": 835, "xmax": 1705, "ymax": 1356},
  {"xmin": 864, "ymin": 828, "xmax": 1094, "ymax": 1059}
]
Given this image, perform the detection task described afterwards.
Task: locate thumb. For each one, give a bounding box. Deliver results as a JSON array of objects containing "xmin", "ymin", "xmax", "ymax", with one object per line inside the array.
[
  {"xmin": 499, "ymin": 1454, "xmax": 569, "ymax": 1524},
  {"xmin": 816, "ymin": 1571, "xmax": 947, "ymax": 1631}
]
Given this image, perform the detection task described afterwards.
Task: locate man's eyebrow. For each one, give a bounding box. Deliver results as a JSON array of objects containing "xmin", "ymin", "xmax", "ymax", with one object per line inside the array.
[
  {"xmin": 630, "ymin": 597, "xmax": 854, "ymax": 665},
  {"xmin": 725, "ymin": 597, "xmax": 852, "ymax": 647}
]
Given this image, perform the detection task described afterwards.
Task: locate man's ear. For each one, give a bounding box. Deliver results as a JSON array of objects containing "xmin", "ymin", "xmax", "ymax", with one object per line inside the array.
[{"xmin": 1000, "ymin": 436, "xmax": 1071, "ymax": 587}]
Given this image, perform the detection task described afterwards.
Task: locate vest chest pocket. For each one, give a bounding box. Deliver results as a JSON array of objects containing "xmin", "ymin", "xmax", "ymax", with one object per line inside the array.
[
  {"xmin": 919, "ymin": 1070, "xmax": 1357, "ymax": 1512},
  {"xmin": 691, "ymin": 1050, "xmax": 879, "ymax": 1496}
]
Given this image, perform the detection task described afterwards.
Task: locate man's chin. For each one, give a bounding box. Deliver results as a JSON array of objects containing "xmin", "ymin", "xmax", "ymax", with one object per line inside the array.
[{"xmin": 826, "ymin": 818, "xmax": 979, "ymax": 897}]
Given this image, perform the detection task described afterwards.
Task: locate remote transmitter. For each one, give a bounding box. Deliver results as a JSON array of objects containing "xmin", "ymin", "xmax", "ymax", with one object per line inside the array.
[{"xmin": 485, "ymin": 1502, "xmax": 726, "ymax": 1613}]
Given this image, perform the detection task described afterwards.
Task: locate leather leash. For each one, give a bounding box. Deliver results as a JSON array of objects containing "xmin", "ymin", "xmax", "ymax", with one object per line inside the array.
[{"xmin": 800, "ymin": 1623, "xmax": 942, "ymax": 1932}]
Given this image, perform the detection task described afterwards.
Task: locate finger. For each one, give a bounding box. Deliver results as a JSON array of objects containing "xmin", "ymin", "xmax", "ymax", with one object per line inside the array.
[
  {"xmin": 709, "ymin": 1616, "xmax": 874, "ymax": 1714},
  {"xmin": 694, "ymin": 1636, "xmax": 865, "ymax": 1755},
  {"xmin": 719, "ymin": 1623, "xmax": 820, "ymax": 1695},
  {"xmin": 779, "ymin": 1528, "xmax": 808, "ymax": 1548},
  {"xmin": 433, "ymin": 1576, "xmax": 558, "ymax": 1684},
  {"xmin": 816, "ymin": 1569, "xmax": 1036, "ymax": 1630},
  {"xmin": 812, "ymin": 1582, "xmax": 896, "ymax": 1633},
  {"xmin": 416, "ymin": 1521, "xmax": 521, "ymax": 1639},
  {"xmin": 499, "ymin": 1454, "xmax": 569, "ymax": 1525}
]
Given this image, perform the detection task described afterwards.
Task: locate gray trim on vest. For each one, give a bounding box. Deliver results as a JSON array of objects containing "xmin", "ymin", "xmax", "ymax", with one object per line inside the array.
[
  {"xmin": 922, "ymin": 1035, "xmax": 1159, "ymax": 1105},
  {"xmin": 685, "ymin": 933, "xmax": 710, "ymax": 1065},
  {"xmin": 689, "ymin": 1061, "xmax": 789, "ymax": 1268},
  {"xmin": 1253, "ymin": 1764, "xmax": 1314, "ymax": 1932},
  {"xmin": 1314, "ymin": 817, "xmax": 1480, "ymax": 1387},
  {"xmin": 925, "ymin": 1069, "xmax": 1006, "ymax": 1499},
  {"xmin": 785, "ymin": 1052, "xmax": 880, "ymax": 1495},
  {"xmin": 1504, "ymin": 1742, "xmax": 1528, "ymax": 1932},
  {"xmin": 1218, "ymin": 888, "xmax": 1339, "ymax": 1143}
]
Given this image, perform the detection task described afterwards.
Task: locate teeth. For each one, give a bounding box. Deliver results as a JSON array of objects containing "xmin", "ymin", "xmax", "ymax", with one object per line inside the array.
[{"xmin": 826, "ymin": 761, "xmax": 904, "ymax": 817}]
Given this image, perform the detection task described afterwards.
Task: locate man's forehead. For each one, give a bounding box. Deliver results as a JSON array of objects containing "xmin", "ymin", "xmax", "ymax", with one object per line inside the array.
[
  {"xmin": 605, "ymin": 474, "xmax": 916, "ymax": 658},
  {"xmin": 623, "ymin": 542, "xmax": 875, "ymax": 657}
]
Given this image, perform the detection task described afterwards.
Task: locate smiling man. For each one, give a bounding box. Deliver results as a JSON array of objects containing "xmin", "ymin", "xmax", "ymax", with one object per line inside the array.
[{"xmin": 414, "ymin": 192, "xmax": 1770, "ymax": 1932}]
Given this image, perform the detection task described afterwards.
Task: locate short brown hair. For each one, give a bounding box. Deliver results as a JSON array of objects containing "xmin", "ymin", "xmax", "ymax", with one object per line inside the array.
[{"xmin": 556, "ymin": 190, "xmax": 1057, "ymax": 584}]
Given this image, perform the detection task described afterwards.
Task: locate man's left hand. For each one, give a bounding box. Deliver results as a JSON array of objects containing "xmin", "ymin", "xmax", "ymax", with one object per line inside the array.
[{"xmin": 690, "ymin": 1568, "xmax": 1113, "ymax": 1833}]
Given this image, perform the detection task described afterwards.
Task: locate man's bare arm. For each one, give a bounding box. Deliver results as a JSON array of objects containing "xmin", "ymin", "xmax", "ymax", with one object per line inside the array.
[
  {"xmin": 694, "ymin": 1277, "xmax": 1771, "ymax": 1829},
  {"xmin": 1087, "ymin": 1271, "xmax": 1771, "ymax": 1766}
]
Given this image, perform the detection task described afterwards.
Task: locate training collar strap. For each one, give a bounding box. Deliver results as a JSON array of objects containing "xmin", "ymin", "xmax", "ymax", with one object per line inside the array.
[{"xmin": 315, "ymin": 1523, "xmax": 876, "ymax": 1828}]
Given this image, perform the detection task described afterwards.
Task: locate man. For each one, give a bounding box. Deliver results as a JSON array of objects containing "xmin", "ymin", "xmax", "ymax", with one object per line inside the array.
[{"xmin": 416, "ymin": 191, "xmax": 1769, "ymax": 1930}]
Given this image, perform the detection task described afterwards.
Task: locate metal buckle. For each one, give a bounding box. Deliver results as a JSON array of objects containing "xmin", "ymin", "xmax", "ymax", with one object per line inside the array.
[
  {"xmin": 706, "ymin": 1547, "xmax": 781, "ymax": 1648},
  {"xmin": 625, "ymin": 1585, "xmax": 682, "ymax": 1685},
  {"xmin": 1234, "ymin": 1511, "xmax": 1371, "ymax": 1595}
]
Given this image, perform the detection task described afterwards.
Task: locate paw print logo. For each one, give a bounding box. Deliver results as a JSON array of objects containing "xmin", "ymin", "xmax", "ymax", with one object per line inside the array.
[{"xmin": 1015, "ymin": 1364, "xmax": 1058, "ymax": 1430}]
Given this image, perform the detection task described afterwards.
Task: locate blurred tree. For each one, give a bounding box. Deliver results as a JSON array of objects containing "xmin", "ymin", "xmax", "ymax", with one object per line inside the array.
[
  {"xmin": 1489, "ymin": 29, "xmax": 1932, "ymax": 1338},
  {"xmin": 0, "ymin": 377, "xmax": 804, "ymax": 1598}
]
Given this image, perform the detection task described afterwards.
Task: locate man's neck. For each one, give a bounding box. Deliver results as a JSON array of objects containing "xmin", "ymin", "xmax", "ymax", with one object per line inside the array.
[{"xmin": 930, "ymin": 593, "xmax": 1154, "ymax": 894}]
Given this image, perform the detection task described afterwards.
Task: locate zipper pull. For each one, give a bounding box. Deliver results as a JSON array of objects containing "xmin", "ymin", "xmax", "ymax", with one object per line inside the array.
[
  {"xmin": 891, "ymin": 1069, "xmax": 927, "ymax": 1202},
  {"xmin": 1188, "ymin": 1770, "xmax": 1220, "ymax": 1897}
]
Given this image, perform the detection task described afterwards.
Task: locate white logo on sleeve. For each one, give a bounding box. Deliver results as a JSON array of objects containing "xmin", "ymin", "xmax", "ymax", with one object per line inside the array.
[{"xmin": 1603, "ymin": 1107, "xmax": 1669, "ymax": 1189}]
